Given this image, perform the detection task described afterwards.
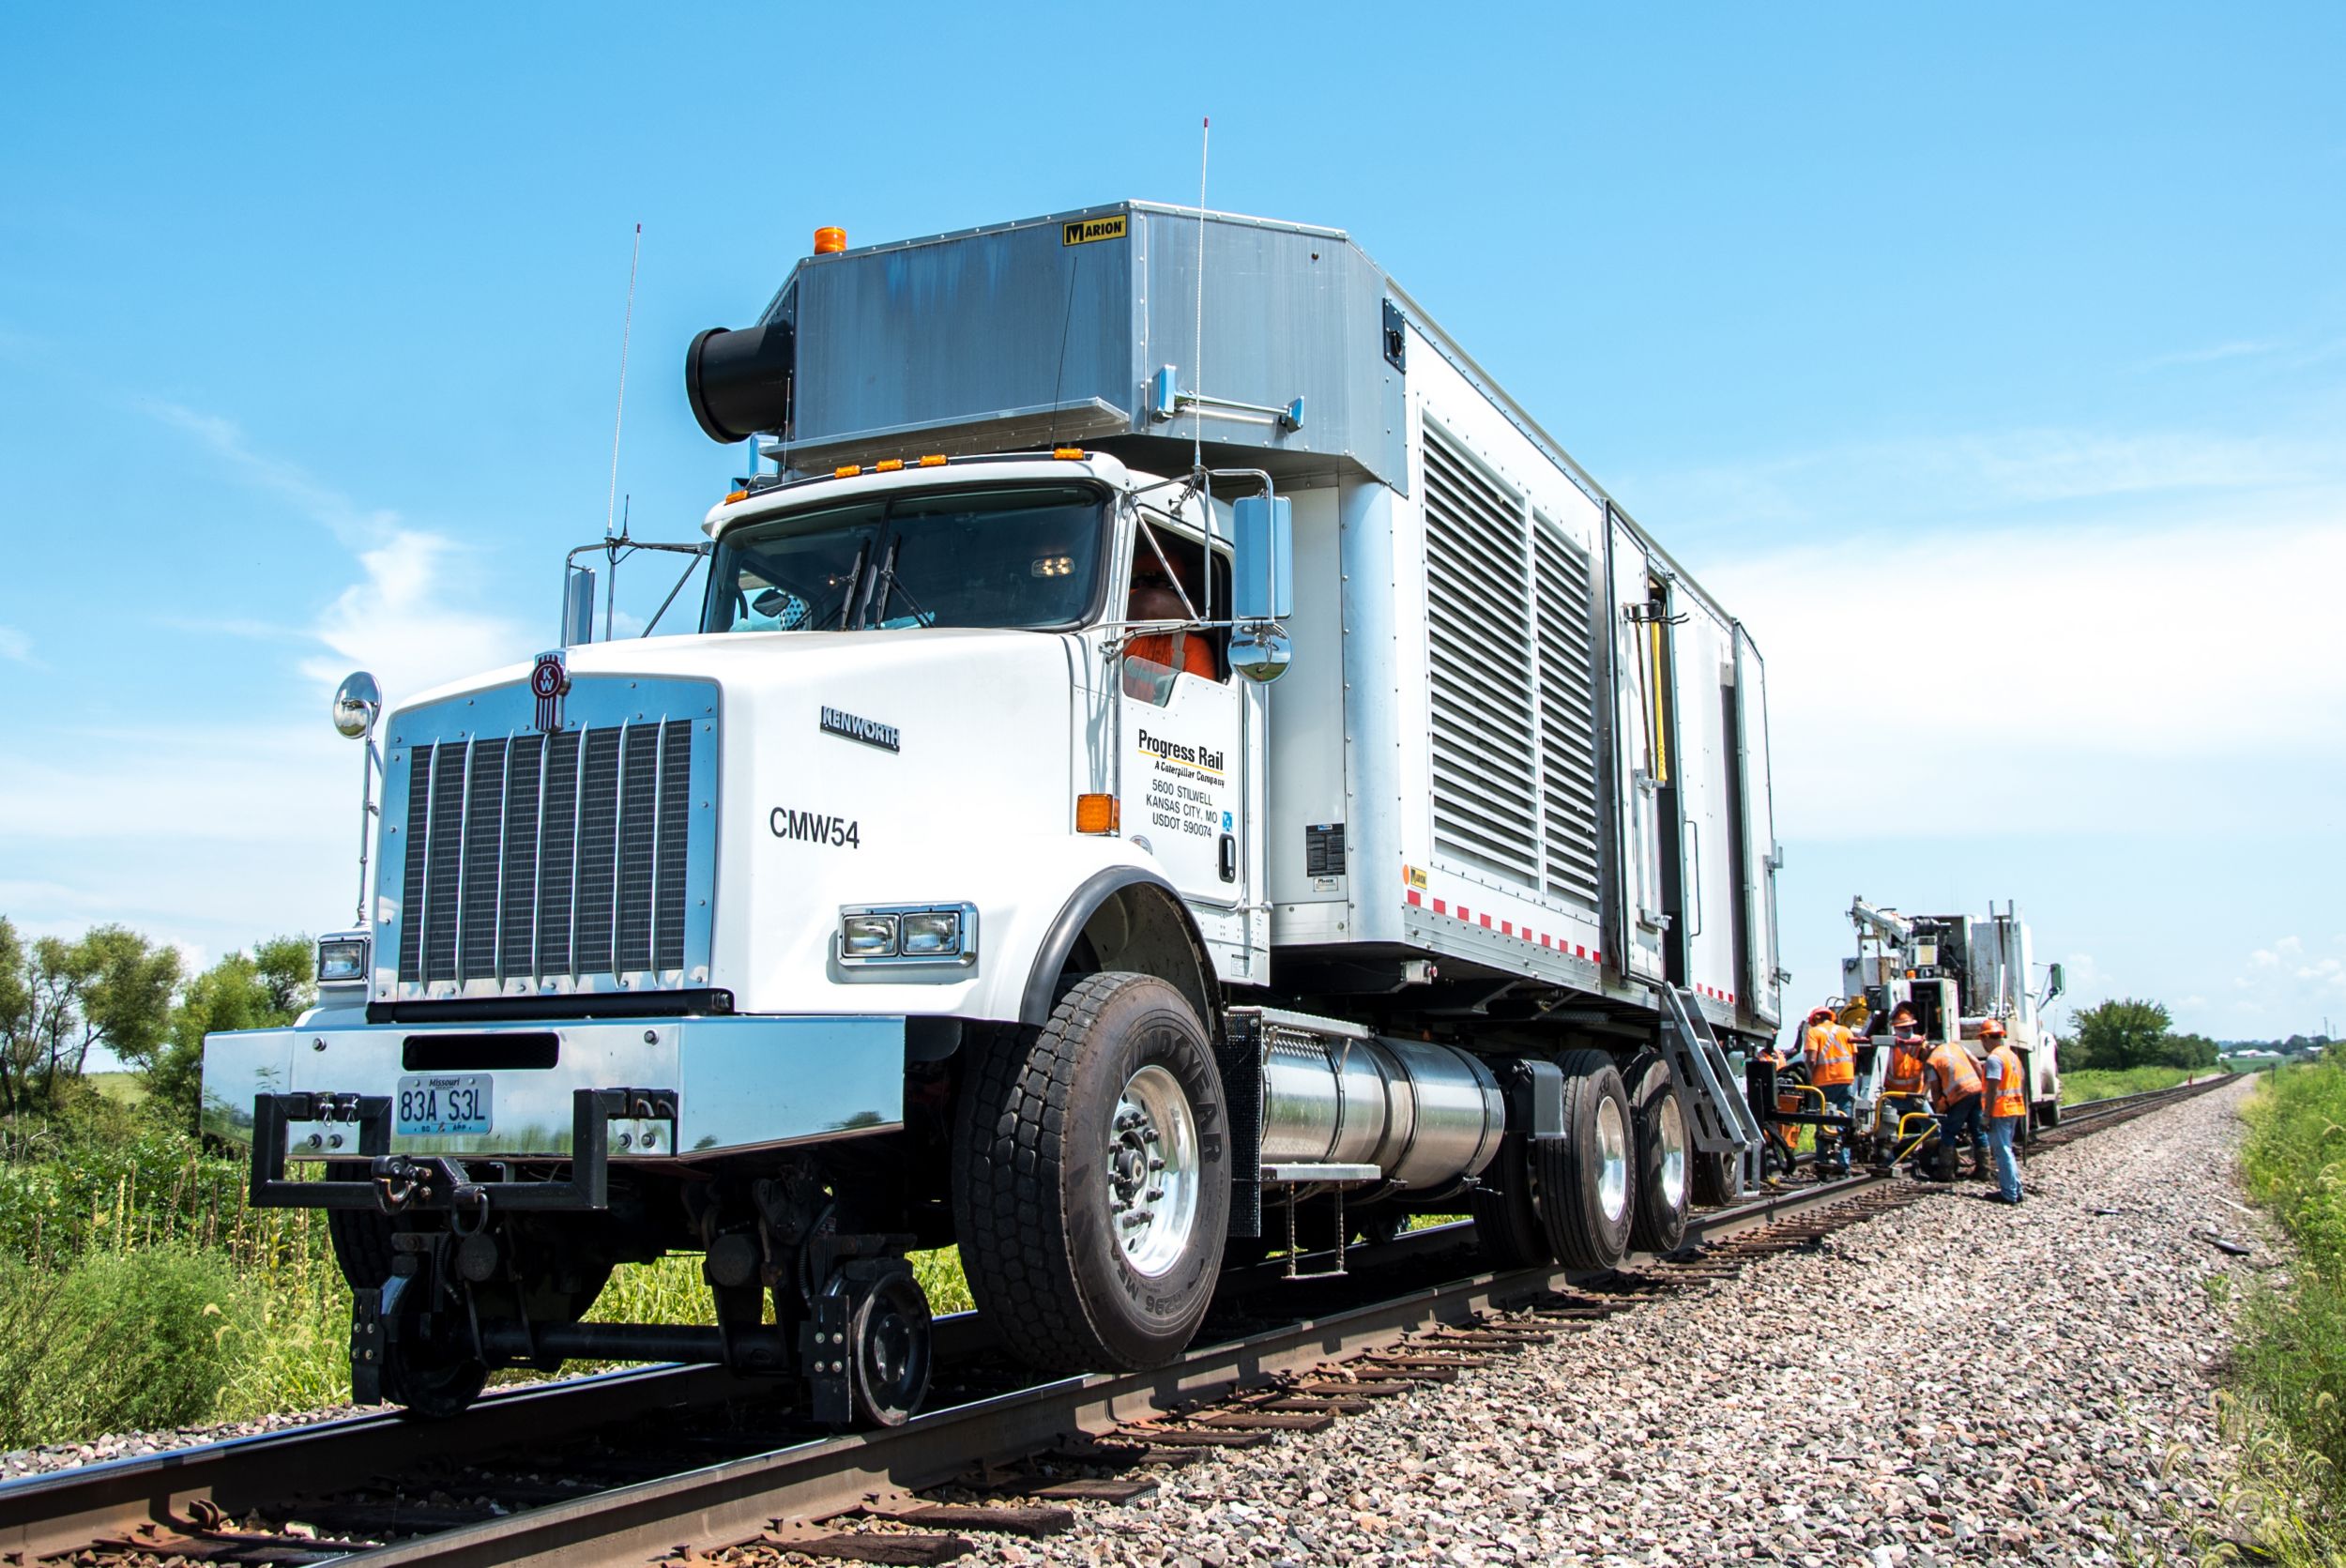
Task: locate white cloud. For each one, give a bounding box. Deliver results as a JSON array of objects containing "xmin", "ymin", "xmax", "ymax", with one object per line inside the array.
[
  {"xmin": 145, "ymin": 399, "xmax": 398, "ymax": 544},
  {"xmin": 1638, "ymin": 425, "xmax": 2341, "ymax": 538},
  {"xmin": 2225, "ymin": 934, "xmax": 2346, "ymax": 1031},
  {"xmin": 1709, "ymin": 515, "xmax": 2346, "ymax": 838},
  {"xmin": 2140, "ymin": 339, "xmax": 2285, "ymax": 370},
  {"xmin": 0, "ymin": 407, "xmax": 532, "ymax": 958},
  {"xmin": 303, "ymin": 529, "xmax": 527, "ymax": 705}
]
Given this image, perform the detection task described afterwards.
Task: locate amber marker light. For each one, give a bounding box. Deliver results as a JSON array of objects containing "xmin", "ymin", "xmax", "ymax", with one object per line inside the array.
[
  {"xmin": 918, "ymin": 454, "xmax": 949, "ymax": 467},
  {"xmin": 813, "ymin": 226, "xmax": 847, "ymax": 254},
  {"xmin": 834, "ymin": 464, "xmax": 862, "ymax": 479},
  {"xmin": 1074, "ymin": 794, "xmax": 1120, "ymax": 834},
  {"xmin": 875, "ymin": 459, "xmax": 905, "ymax": 472},
  {"xmin": 1053, "ymin": 447, "xmax": 1086, "ymax": 460},
  {"xmin": 724, "ymin": 489, "xmax": 749, "ymax": 504}
]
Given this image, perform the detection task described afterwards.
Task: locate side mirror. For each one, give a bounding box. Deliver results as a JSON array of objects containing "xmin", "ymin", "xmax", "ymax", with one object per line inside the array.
[
  {"xmin": 2045, "ymin": 962, "xmax": 2066, "ymax": 1001},
  {"xmin": 1232, "ymin": 495, "xmax": 1292, "ymax": 621},
  {"xmin": 331, "ymin": 671, "xmax": 381, "ymax": 740},
  {"xmin": 1230, "ymin": 495, "xmax": 1294, "ymax": 684},
  {"xmin": 563, "ymin": 566, "xmax": 599, "ymax": 647}
]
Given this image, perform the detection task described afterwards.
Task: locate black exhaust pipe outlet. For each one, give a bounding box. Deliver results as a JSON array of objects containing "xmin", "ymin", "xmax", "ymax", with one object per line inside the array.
[{"xmin": 684, "ymin": 322, "xmax": 794, "ymax": 444}]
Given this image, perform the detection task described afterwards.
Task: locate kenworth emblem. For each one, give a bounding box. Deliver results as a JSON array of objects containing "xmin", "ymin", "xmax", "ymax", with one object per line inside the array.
[
  {"xmin": 529, "ymin": 650, "xmax": 570, "ymax": 733},
  {"xmin": 819, "ymin": 705, "xmax": 900, "ymax": 753}
]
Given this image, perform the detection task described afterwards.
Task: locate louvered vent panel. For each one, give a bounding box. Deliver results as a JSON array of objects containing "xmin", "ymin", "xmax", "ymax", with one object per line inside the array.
[
  {"xmin": 1532, "ymin": 519, "xmax": 1602, "ymax": 909},
  {"xmin": 1423, "ymin": 427, "xmax": 1539, "ymax": 884},
  {"xmin": 390, "ymin": 709, "xmax": 705, "ymax": 992}
]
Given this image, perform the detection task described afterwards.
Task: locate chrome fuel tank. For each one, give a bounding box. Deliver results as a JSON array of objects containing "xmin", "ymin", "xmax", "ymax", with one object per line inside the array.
[{"xmin": 1254, "ymin": 1012, "xmax": 1504, "ymax": 1194}]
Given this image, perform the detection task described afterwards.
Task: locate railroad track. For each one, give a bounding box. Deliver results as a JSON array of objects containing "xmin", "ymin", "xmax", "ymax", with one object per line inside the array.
[{"xmin": 0, "ymin": 1074, "xmax": 2230, "ymax": 1568}]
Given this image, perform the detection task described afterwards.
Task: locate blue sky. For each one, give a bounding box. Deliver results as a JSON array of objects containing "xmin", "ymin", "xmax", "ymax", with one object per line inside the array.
[{"xmin": 3, "ymin": 5, "xmax": 2341, "ymax": 1041}]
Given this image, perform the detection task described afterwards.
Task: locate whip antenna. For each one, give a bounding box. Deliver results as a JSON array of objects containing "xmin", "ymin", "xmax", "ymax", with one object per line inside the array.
[
  {"xmin": 1193, "ymin": 116, "xmax": 1210, "ymax": 472},
  {"xmin": 605, "ymin": 222, "xmax": 642, "ymax": 540}
]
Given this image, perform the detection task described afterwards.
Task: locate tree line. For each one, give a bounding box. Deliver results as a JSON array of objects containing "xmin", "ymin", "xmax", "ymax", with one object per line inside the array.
[
  {"xmin": 0, "ymin": 917, "xmax": 313, "ymax": 1137},
  {"xmin": 2061, "ymin": 997, "xmax": 2300, "ymax": 1072}
]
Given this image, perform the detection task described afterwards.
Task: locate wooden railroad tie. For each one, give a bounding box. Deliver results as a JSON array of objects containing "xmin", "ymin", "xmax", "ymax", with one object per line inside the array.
[
  {"xmin": 751, "ymin": 1530, "xmax": 972, "ymax": 1565},
  {"xmin": 836, "ymin": 1502, "xmax": 1076, "ymax": 1538},
  {"xmin": 1190, "ymin": 1408, "xmax": 1336, "ymax": 1433},
  {"xmin": 1294, "ymin": 1377, "xmax": 1413, "ymax": 1396}
]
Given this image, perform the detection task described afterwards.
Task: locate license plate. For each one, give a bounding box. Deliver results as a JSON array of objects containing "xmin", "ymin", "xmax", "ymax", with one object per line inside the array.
[{"xmin": 396, "ymin": 1073, "xmax": 494, "ymax": 1136}]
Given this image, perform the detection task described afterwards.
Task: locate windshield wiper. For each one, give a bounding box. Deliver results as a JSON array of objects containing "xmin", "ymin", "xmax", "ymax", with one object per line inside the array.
[
  {"xmin": 871, "ymin": 539, "xmax": 936, "ymax": 629},
  {"xmin": 840, "ymin": 540, "xmax": 873, "ymax": 629}
]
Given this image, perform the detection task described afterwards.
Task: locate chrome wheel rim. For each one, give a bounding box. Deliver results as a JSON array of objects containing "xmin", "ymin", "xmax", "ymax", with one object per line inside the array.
[
  {"xmin": 1594, "ymin": 1095, "xmax": 1631, "ymax": 1225},
  {"xmin": 1108, "ymin": 1064, "xmax": 1200, "ymax": 1277},
  {"xmin": 1656, "ymin": 1093, "xmax": 1689, "ymax": 1212}
]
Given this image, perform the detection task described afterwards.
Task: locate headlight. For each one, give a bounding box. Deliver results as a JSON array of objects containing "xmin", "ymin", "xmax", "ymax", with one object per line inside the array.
[
  {"xmin": 899, "ymin": 910, "xmax": 961, "ymax": 956},
  {"xmin": 317, "ymin": 935, "xmax": 371, "ymax": 983},
  {"xmin": 841, "ymin": 914, "xmax": 900, "ymax": 958},
  {"xmin": 838, "ymin": 905, "xmax": 977, "ymax": 967}
]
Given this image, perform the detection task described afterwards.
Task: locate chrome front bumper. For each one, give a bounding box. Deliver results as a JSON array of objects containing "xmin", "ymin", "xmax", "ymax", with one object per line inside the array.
[{"xmin": 202, "ymin": 1014, "xmax": 906, "ymax": 1164}]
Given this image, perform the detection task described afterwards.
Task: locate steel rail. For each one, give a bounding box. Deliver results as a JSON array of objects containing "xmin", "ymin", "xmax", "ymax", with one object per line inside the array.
[{"xmin": 0, "ymin": 1074, "xmax": 2230, "ymax": 1564}]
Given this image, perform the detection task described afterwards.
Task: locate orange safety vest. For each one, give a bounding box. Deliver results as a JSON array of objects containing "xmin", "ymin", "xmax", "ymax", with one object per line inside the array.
[
  {"xmin": 1986, "ymin": 1043, "xmax": 2028, "ymax": 1119},
  {"xmin": 1805, "ymin": 1022, "xmax": 1855, "ymax": 1087},
  {"xmin": 1883, "ymin": 1041, "xmax": 1927, "ymax": 1095},
  {"xmin": 1926, "ymin": 1042, "xmax": 1984, "ymax": 1110}
]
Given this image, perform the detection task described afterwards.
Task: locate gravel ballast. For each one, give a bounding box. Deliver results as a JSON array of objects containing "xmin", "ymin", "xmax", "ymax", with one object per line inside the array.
[
  {"xmin": 1, "ymin": 1080, "xmax": 2265, "ymax": 1566},
  {"xmin": 932, "ymin": 1077, "xmax": 2264, "ymax": 1568}
]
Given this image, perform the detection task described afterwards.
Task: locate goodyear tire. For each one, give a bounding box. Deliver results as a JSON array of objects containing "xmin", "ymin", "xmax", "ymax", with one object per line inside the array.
[
  {"xmin": 1469, "ymin": 1132, "xmax": 1553, "ymax": 1270},
  {"xmin": 1621, "ymin": 1051, "xmax": 1690, "ymax": 1255},
  {"xmin": 1536, "ymin": 1050, "xmax": 1636, "ymax": 1271},
  {"xmin": 952, "ymin": 972, "xmax": 1229, "ymax": 1373}
]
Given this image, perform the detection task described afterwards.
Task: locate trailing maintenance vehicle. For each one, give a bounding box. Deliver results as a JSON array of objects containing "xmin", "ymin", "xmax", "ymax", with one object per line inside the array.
[{"xmin": 204, "ymin": 202, "xmax": 1780, "ymax": 1424}]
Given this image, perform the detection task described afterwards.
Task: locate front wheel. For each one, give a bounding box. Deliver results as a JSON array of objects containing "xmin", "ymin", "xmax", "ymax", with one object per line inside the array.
[{"xmin": 952, "ymin": 972, "xmax": 1230, "ymax": 1374}]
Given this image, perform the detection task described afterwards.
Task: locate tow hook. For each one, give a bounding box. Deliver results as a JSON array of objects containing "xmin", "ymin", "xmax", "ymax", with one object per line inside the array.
[{"xmin": 372, "ymin": 1155, "xmax": 433, "ymax": 1213}]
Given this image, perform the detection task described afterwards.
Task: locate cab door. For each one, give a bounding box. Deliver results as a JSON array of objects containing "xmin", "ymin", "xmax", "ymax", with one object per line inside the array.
[{"xmin": 1114, "ymin": 518, "xmax": 1253, "ymax": 971}]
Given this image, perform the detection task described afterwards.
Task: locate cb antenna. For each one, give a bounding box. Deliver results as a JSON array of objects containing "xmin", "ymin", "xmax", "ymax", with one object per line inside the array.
[
  {"xmin": 605, "ymin": 222, "xmax": 642, "ymax": 541},
  {"xmin": 1193, "ymin": 115, "xmax": 1210, "ymax": 476}
]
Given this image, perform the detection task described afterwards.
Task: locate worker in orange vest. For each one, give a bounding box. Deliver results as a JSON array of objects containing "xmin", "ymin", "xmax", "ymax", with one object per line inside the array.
[
  {"xmin": 1979, "ymin": 1018, "xmax": 2029, "ymax": 1204},
  {"xmin": 1802, "ymin": 1005, "xmax": 1858, "ymax": 1177},
  {"xmin": 1881, "ymin": 1003, "xmax": 1928, "ymax": 1097},
  {"xmin": 1876, "ymin": 1002, "xmax": 1931, "ymax": 1159},
  {"xmin": 1924, "ymin": 1033, "xmax": 1987, "ymax": 1181}
]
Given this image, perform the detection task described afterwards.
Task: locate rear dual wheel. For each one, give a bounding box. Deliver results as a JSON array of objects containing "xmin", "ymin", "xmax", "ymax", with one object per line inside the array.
[{"xmin": 1473, "ymin": 1052, "xmax": 1664, "ymax": 1273}]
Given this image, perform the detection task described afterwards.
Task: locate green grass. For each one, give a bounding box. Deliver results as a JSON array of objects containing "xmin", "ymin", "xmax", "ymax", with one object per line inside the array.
[
  {"xmin": 2059, "ymin": 1064, "xmax": 2201, "ymax": 1104},
  {"xmin": 2211, "ymin": 1057, "xmax": 2346, "ymax": 1561}
]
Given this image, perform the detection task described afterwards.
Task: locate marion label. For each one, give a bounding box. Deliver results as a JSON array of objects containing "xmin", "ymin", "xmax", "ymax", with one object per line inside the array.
[
  {"xmin": 819, "ymin": 706, "xmax": 900, "ymax": 753},
  {"xmin": 1062, "ymin": 215, "xmax": 1127, "ymax": 246}
]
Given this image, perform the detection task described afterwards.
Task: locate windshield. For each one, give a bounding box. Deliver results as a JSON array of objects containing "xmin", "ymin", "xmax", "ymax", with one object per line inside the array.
[{"xmin": 701, "ymin": 483, "xmax": 1107, "ymax": 635}]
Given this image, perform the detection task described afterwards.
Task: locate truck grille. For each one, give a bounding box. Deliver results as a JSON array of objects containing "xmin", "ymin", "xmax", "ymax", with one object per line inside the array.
[{"xmin": 388, "ymin": 708, "xmax": 710, "ymax": 992}]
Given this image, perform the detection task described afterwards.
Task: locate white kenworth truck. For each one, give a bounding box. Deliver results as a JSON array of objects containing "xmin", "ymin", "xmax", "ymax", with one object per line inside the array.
[{"xmin": 205, "ymin": 202, "xmax": 1780, "ymax": 1425}]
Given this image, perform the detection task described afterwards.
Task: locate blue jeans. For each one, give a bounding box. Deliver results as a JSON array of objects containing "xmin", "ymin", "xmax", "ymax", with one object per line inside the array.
[
  {"xmin": 1818, "ymin": 1084, "xmax": 1854, "ymax": 1173},
  {"xmin": 1988, "ymin": 1115, "xmax": 2023, "ymax": 1202},
  {"xmin": 1936, "ymin": 1094, "xmax": 1983, "ymax": 1179}
]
